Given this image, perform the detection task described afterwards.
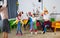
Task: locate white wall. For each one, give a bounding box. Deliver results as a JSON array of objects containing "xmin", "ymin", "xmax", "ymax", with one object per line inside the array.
[
  {"xmin": 43, "ymin": 0, "xmax": 60, "ymax": 13},
  {"xmin": 18, "ymin": 0, "xmax": 60, "ymax": 13},
  {"xmin": 43, "ymin": 0, "xmax": 60, "ymax": 21},
  {"xmin": 18, "ymin": 0, "xmax": 60, "ymax": 20},
  {"xmin": 18, "ymin": 0, "xmax": 42, "ymax": 13}
]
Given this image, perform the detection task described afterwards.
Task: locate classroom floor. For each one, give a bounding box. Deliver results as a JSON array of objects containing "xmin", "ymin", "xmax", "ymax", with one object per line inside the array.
[{"xmin": 0, "ymin": 29, "xmax": 60, "ymax": 38}]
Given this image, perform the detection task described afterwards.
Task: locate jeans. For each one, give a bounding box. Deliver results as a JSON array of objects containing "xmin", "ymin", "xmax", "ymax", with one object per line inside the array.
[
  {"xmin": 30, "ymin": 21, "xmax": 33, "ymax": 31},
  {"xmin": 16, "ymin": 21, "xmax": 22, "ymax": 34},
  {"xmin": 42, "ymin": 21, "xmax": 51, "ymax": 33}
]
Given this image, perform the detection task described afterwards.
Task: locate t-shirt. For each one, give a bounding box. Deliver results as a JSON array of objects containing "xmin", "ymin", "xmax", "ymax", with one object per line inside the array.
[
  {"xmin": 32, "ymin": 17, "xmax": 36, "ymax": 22},
  {"xmin": 43, "ymin": 14, "xmax": 50, "ymax": 21}
]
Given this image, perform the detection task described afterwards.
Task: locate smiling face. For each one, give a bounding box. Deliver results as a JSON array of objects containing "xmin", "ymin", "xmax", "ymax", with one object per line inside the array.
[{"xmin": 44, "ymin": 10, "xmax": 48, "ymax": 14}]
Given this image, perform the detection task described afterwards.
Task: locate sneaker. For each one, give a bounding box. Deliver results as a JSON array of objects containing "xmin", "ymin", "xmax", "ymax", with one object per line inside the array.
[
  {"xmin": 43, "ymin": 32, "xmax": 45, "ymax": 34},
  {"xmin": 16, "ymin": 33, "xmax": 19, "ymax": 36},
  {"xmin": 19, "ymin": 33, "xmax": 23, "ymax": 36},
  {"xmin": 20, "ymin": 34, "xmax": 23, "ymax": 36},
  {"xmin": 35, "ymin": 32, "xmax": 37, "ymax": 35},
  {"xmin": 31, "ymin": 32, "xmax": 33, "ymax": 35}
]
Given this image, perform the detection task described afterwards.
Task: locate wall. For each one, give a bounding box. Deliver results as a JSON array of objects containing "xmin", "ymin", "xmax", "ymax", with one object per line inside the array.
[
  {"xmin": 18, "ymin": 0, "xmax": 60, "ymax": 13},
  {"xmin": 18, "ymin": 0, "xmax": 42, "ymax": 13},
  {"xmin": 43, "ymin": 0, "xmax": 60, "ymax": 13},
  {"xmin": 18, "ymin": 0, "xmax": 60, "ymax": 20},
  {"xmin": 43, "ymin": 0, "xmax": 60, "ymax": 21}
]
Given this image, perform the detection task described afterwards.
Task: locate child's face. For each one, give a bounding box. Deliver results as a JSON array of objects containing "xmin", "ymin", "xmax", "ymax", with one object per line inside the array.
[
  {"xmin": 44, "ymin": 11, "xmax": 48, "ymax": 14},
  {"xmin": 32, "ymin": 14, "xmax": 34, "ymax": 17}
]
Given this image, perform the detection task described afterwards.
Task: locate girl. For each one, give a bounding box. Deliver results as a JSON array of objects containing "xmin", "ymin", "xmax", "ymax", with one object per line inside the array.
[
  {"xmin": 41, "ymin": 8, "xmax": 51, "ymax": 34},
  {"xmin": 29, "ymin": 14, "xmax": 37, "ymax": 35},
  {"xmin": 16, "ymin": 15, "xmax": 23, "ymax": 36}
]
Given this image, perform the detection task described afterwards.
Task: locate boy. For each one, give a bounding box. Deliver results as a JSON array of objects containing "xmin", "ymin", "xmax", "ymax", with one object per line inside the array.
[{"xmin": 0, "ymin": 0, "xmax": 10, "ymax": 38}]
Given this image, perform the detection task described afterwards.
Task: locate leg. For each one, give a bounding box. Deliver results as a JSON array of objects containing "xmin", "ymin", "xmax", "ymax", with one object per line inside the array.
[
  {"xmin": 24, "ymin": 24, "xmax": 26, "ymax": 30},
  {"xmin": 30, "ymin": 22, "xmax": 33, "ymax": 35},
  {"xmin": 19, "ymin": 23, "xmax": 22, "ymax": 35},
  {"xmin": 2, "ymin": 19, "xmax": 10, "ymax": 38},
  {"xmin": 30, "ymin": 22, "xmax": 33, "ymax": 31},
  {"xmin": 16, "ymin": 22, "xmax": 20, "ymax": 34},
  {"xmin": 20, "ymin": 28, "xmax": 22, "ymax": 35},
  {"xmin": 43, "ymin": 21, "xmax": 47, "ymax": 34},
  {"xmin": 3, "ymin": 32, "xmax": 8, "ymax": 38},
  {"xmin": 43, "ymin": 26, "xmax": 46, "ymax": 34},
  {"xmin": 34, "ymin": 29, "xmax": 37, "ymax": 35},
  {"xmin": 41, "ymin": 21, "xmax": 44, "ymax": 31},
  {"xmin": 16, "ymin": 27, "xmax": 19, "ymax": 34}
]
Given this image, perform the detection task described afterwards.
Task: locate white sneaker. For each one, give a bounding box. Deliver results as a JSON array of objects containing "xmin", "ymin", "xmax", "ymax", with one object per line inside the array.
[
  {"xmin": 31, "ymin": 32, "xmax": 33, "ymax": 35},
  {"xmin": 35, "ymin": 32, "xmax": 37, "ymax": 35}
]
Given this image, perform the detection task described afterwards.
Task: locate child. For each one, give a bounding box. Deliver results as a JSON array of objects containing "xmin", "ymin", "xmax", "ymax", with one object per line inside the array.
[
  {"xmin": 41, "ymin": 8, "xmax": 51, "ymax": 34},
  {"xmin": 0, "ymin": 0, "xmax": 10, "ymax": 38},
  {"xmin": 21, "ymin": 12, "xmax": 28, "ymax": 30},
  {"xmin": 29, "ymin": 14, "xmax": 37, "ymax": 35},
  {"xmin": 16, "ymin": 15, "xmax": 23, "ymax": 36}
]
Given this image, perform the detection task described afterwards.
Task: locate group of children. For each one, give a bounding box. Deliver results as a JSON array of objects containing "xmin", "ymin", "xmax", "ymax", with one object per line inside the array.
[{"xmin": 15, "ymin": 8, "xmax": 52, "ymax": 36}]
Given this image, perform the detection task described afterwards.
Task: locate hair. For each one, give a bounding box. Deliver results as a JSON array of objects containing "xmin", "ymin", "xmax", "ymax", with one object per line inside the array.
[
  {"xmin": 16, "ymin": 14, "xmax": 19, "ymax": 17},
  {"xmin": 33, "ymin": 13, "xmax": 35, "ymax": 17},
  {"xmin": 21, "ymin": 11, "xmax": 23, "ymax": 14},
  {"xmin": 44, "ymin": 10, "xmax": 48, "ymax": 12}
]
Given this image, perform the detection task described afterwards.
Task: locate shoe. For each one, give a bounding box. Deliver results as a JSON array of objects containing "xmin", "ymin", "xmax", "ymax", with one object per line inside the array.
[
  {"xmin": 16, "ymin": 33, "xmax": 19, "ymax": 36},
  {"xmin": 20, "ymin": 34, "xmax": 23, "ymax": 36},
  {"xmin": 19, "ymin": 33, "xmax": 23, "ymax": 36},
  {"xmin": 31, "ymin": 32, "xmax": 33, "ymax": 35},
  {"xmin": 43, "ymin": 32, "xmax": 45, "ymax": 34},
  {"xmin": 35, "ymin": 32, "xmax": 37, "ymax": 35}
]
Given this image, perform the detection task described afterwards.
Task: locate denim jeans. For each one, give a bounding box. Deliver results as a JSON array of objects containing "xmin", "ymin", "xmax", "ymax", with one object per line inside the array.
[
  {"xmin": 30, "ymin": 21, "xmax": 33, "ymax": 31},
  {"xmin": 16, "ymin": 21, "xmax": 22, "ymax": 34},
  {"xmin": 42, "ymin": 21, "xmax": 51, "ymax": 33}
]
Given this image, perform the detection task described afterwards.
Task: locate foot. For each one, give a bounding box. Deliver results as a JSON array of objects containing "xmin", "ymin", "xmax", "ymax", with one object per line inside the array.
[
  {"xmin": 19, "ymin": 33, "xmax": 23, "ymax": 36},
  {"xmin": 43, "ymin": 32, "xmax": 45, "ymax": 34},
  {"xmin": 16, "ymin": 33, "xmax": 19, "ymax": 36},
  {"xmin": 35, "ymin": 32, "xmax": 37, "ymax": 35},
  {"xmin": 31, "ymin": 32, "xmax": 33, "ymax": 35}
]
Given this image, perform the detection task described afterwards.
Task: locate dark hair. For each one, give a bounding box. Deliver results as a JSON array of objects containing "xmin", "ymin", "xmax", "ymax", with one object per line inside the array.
[
  {"xmin": 21, "ymin": 11, "xmax": 23, "ymax": 14},
  {"xmin": 16, "ymin": 14, "xmax": 20, "ymax": 17}
]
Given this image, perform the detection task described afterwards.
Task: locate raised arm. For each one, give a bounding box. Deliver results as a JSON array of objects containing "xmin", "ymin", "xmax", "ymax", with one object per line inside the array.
[
  {"xmin": 2, "ymin": 0, "xmax": 7, "ymax": 7},
  {"xmin": 0, "ymin": 0, "xmax": 7, "ymax": 12}
]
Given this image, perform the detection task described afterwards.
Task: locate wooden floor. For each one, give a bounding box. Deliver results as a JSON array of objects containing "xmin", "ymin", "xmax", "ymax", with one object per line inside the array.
[{"xmin": 0, "ymin": 29, "xmax": 60, "ymax": 38}]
